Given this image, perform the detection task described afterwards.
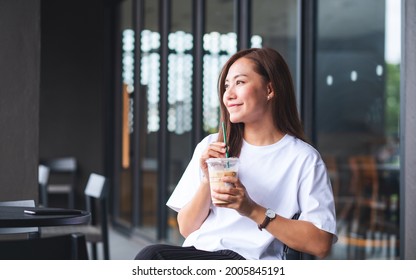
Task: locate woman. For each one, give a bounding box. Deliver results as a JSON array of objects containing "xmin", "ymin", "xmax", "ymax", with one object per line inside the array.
[{"xmin": 135, "ymin": 47, "xmax": 337, "ymax": 260}]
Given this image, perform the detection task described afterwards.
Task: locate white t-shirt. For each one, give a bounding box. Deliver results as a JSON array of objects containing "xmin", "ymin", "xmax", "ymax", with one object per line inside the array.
[{"xmin": 166, "ymin": 133, "xmax": 337, "ymax": 260}]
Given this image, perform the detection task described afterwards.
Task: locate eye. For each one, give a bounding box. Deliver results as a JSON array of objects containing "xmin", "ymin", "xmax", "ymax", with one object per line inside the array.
[
  {"xmin": 224, "ymin": 83, "xmax": 229, "ymax": 90},
  {"xmin": 236, "ymin": 80, "xmax": 244, "ymax": 85}
]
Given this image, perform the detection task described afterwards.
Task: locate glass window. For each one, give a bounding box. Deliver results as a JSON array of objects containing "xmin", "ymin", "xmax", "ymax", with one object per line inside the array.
[
  {"xmin": 252, "ymin": 0, "xmax": 298, "ymax": 85},
  {"xmin": 138, "ymin": 0, "xmax": 160, "ymax": 240},
  {"xmin": 203, "ymin": 0, "xmax": 236, "ymax": 135},
  {"xmin": 316, "ymin": 0, "xmax": 400, "ymax": 259},
  {"xmin": 167, "ymin": 0, "xmax": 193, "ymax": 245},
  {"xmin": 117, "ymin": 0, "xmax": 134, "ymax": 228}
]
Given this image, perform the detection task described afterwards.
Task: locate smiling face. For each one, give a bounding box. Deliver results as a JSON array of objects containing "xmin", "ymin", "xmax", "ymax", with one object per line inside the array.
[{"xmin": 223, "ymin": 57, "xmax": 274, "ymax": 125}]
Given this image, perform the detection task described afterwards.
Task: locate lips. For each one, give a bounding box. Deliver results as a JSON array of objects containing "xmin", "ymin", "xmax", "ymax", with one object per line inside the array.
[
  {"xmin": 226, "ymin": 104, "xmax": 242, "ymax": 117},
  {"xmin": 227, "ymin": 103, "xmax": 242, "ymax": 108}
]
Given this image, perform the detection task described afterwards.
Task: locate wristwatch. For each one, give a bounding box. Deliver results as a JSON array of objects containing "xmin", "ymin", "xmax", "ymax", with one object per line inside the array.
[{"xmin": 258, "ymin": 208, "xmax": 276, "ymax": 231}]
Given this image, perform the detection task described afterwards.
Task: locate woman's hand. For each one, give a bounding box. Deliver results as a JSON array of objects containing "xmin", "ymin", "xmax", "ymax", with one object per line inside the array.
[
  {"xmin": 200, "ymin": 142, "xmax": 227, "ymax": 178},
  {"xmin": 202, "ymin": 143, "xmax": 257, "ymax": 217},
  {"xmin": 211, "ymin": 176, "xmax": 258, "ymax": 217},
  {"xmin": 212, "ymin": 177, "xmax": 333, "ymax": 258},
  {"xmin": 178, "ymin": 141, "xmax": 228, "ymax": 238}
]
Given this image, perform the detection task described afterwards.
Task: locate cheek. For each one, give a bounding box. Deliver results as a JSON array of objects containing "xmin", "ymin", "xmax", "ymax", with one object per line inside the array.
[{"xmin": 222, "ymin": 94, "xmax": 227, "ymax": 104}]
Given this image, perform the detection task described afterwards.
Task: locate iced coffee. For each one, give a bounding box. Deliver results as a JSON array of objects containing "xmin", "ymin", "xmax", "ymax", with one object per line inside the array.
[{"xmin": 206, "ymin": 157, "xmax": 239, "ymax": 204}]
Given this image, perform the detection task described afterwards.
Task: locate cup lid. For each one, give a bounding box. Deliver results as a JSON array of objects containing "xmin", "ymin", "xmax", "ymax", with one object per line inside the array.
[{"xmin": 206, "ymin": 157, "xmax": 239, "ymax": 163}]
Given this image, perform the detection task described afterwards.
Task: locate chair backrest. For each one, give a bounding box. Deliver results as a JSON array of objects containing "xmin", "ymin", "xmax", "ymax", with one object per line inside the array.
[
  {"xmin": 40, "ymin": 157, "xmax": 78, "ymax": 208},
  {"xmin": 84, "ymin": 173, "xmax": 107, "ymax": 216},
  {"xmin": 322, "ymin": 155, "xmax": 340, "ymax": 202},
  {"xmin": 43, "ymin": 157, "xmax": 77, "ymax": 173},
  {"xmin": 348, "ymin": 155, "xmax": 379, "ymax": 198},
  {"xmin": 84, "ymin": 173, "xmax": 109, "ymax": 259},
  {"xmin": 85, "ymin": 173, "xmax": 107, "ymax": 199},
  {"xmin": 38, "ymin": 164, "xmax": 50, "ymax": 206},
  {"xmin": 0, "ymin": 200, "xmax": 38, "ymax": 236},
  {"xmin": 84, "ymin": 173, "xmax": 108, "ymax": 225},
  {"xmin": 38, "ymin": 164, "xmax": 50, "ymax": 186},
  {"xmin": 0, "ymin": 233, "xmax": 89, "ymax": 260}
]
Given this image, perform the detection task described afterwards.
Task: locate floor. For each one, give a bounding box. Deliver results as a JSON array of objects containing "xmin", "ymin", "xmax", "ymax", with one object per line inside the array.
[{"xmin": 93, "ymin": 226, "xmax": 154, "ymax": 260}]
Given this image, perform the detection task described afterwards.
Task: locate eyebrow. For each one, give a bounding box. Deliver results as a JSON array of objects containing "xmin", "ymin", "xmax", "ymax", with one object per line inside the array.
[{"xmin": 225, "ymin": 73, "xmax": 248, "ymax": 82}]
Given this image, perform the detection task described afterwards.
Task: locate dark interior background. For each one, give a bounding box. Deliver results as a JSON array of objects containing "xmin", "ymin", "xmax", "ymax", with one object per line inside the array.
[{"xmin": 39, "ymin": 0, "xmax": 115, "ymax": 208}]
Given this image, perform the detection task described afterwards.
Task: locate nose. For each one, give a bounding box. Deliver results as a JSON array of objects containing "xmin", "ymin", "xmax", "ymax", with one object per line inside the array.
[{"xmin": 224, "ymin": 85, "xmax": 236, "ymax": 100}]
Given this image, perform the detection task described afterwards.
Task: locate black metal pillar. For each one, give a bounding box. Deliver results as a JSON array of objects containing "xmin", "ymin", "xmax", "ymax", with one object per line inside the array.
[
  {"xmin": 132, "ymin": 0, "xmax": 145, "ymax": 228},
  {"xmin": 298, "ymin": 0, "xmax": 317, "ymax": 143},
  {"xmin": 192, "ymin": 0, "xmax": 205, "ymax": 146},
  {"xmin": 157, "ymin": 0, "xmax": 170, "ymax": 240},
  {"xmin": 235, "ymin": 0, "xmax": 251, "ymax": 50}
]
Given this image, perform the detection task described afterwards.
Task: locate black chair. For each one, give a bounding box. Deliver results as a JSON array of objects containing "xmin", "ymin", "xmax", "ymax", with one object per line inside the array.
[
  {"xmin": 0, "ymin": 200, "xmax": 39, "ymax": 238},
  {"xmin": 41, "ymin": 173, "xmax": 110, "ymax": 259},
  {"xmin": 40, "ymin": 157, "xmax": 78, "ymax": 208},
  {"xmin": 0, "ymin": 233, "xmax": 88, "ymax": 260}
]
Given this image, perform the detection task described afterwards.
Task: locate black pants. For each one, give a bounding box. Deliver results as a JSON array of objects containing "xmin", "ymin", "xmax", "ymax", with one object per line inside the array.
[{"xmin": 135, "ymin": 244, "xmax": 246, "ymax": 260}]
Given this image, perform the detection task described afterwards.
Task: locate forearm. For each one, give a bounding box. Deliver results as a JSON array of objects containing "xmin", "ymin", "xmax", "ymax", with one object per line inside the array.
[
  {"xmin": 248, "ymin": 206, "xmax": 333, "ymax": 258},
  {"xmin": 274, "ymin": 217, "xmax": 333, "ymax": 258},
  {"xmin": 177, "ymin": 178, "xmax": 212, "ymax": 238}
]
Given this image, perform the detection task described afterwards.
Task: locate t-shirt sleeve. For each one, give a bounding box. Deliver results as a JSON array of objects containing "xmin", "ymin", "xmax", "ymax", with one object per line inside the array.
[
  {"xmin": 297, "ymin": 153, "xmax": 338, "ymax": 243},
  {"xmin": 166, "ymin": 136, "xmax": 211, "ymax": 212}
]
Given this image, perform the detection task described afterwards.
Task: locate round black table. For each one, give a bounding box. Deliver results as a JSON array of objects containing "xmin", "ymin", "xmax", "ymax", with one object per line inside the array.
[{"xmin": 0, "ymin": 206, "xmax": 91, "ymax": 228}]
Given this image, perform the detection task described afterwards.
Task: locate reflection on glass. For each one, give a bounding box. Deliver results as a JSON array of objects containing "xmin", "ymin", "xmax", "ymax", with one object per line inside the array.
[
  {"xmin": 168, "ymin": 31, "xmax": 193, "ymax": 134},
  {"xmin": 203, "ymin": 32, "xmax": 236, "ymax": 133},
  {"xmin": 141, "ymin": 29, "xmax": 161, "ymax": 133},
  {"xmin": 251, "ymin": 0, "xmax": 298, "ymax": 92},
  {"xmin": 137, "ymin": 0, "xmax": 160, "ymax": 240},
  {"xmin": 202, "ymin": 0, "xmax": 234, "ymax": 135},
  {"xmin": 117, "ymin": 0, "xmax": 134, "ymax": 228},
  {"xmin": 316, "ymin": 0, "xmax": 400, "ymax": 260},
  {"xmin": 122, "ymin": 29, "xmax": 135, "ymax": 169},
  {"xmin": 166, "ymin": 0, "xmax": 193, "ymax": 245}
]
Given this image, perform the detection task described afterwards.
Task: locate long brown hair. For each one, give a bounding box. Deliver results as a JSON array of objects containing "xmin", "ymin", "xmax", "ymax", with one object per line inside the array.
[{"xmin": 217, "ymin": 48, "xmax": 306, "ymax": 157}]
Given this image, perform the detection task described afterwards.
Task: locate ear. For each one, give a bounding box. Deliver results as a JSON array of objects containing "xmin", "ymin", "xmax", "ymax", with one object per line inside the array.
[{"xmin": 266, "ymin": 83, "xmax": 275, "ymax": 100}]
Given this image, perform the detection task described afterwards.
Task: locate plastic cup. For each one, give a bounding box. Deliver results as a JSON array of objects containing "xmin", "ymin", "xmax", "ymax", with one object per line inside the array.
[{"xmin": 206, "ymin": 157, "xmax": 239, "ymax": 204}]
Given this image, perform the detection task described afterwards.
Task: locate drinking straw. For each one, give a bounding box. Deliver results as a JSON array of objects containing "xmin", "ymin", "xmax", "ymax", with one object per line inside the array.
[{"xmin": 222, "ymin": 121, "xmax": 229, "ymax": 158}]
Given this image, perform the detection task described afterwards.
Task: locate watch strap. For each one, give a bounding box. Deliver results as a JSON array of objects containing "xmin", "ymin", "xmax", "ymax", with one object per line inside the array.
[
  {"xmin": 258, "ymin": 216, "xmax": 271, "ymax": 231},
  {"xmin": 258, "ymin": 209, "xmax": 275, "ymax": 231}
]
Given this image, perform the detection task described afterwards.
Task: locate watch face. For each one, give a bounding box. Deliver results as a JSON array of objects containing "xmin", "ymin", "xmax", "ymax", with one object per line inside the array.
[{"xmin": 266, "ymin": 209, "xmax": 276, "ymax": 219}]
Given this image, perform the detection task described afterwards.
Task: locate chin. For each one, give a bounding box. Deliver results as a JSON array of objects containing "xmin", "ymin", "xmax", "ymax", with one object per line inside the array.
[
  {"xmin": 229, "ymin": 117, "xmax": 242, "ymax": 124},
  {"xmin": 228, "ymin": 111, "xmax": 244, "ymax": 123}
]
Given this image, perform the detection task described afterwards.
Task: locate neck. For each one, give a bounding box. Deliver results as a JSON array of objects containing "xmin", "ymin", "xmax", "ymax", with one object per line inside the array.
[{"xmin": 243, "ymin": 120, "xmax": 284, "ymax": 146}]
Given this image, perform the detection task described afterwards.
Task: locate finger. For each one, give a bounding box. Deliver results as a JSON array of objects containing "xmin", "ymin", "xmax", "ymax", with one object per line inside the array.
[
  {"xmin": 211, "ymin": 185, "xmax": 230, "ymax": 194},
  {"xmin": 205, "ymin": 148, "xmax": 226, "ymax": 159},
  {"xmin": 209, "ymin": 143, "xmax": 226, "ymax": 153},
  {"xmin": 222, "ymin": 177, "xmax": 241, "ymax": 191},
  {"xmin": 222, "ymin": 176, "xmax": 238, "ymax": 184},
  {"xmin": 209, "ymin": 142, "xmax": 226, "ymax": 148},
  {"xmin": 211, "ymin": 190, "xmax": 230, "ymax": 203},
  {"xmin": 212, "ymin": 185, "xmax": 241, "ymax": 199}
]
